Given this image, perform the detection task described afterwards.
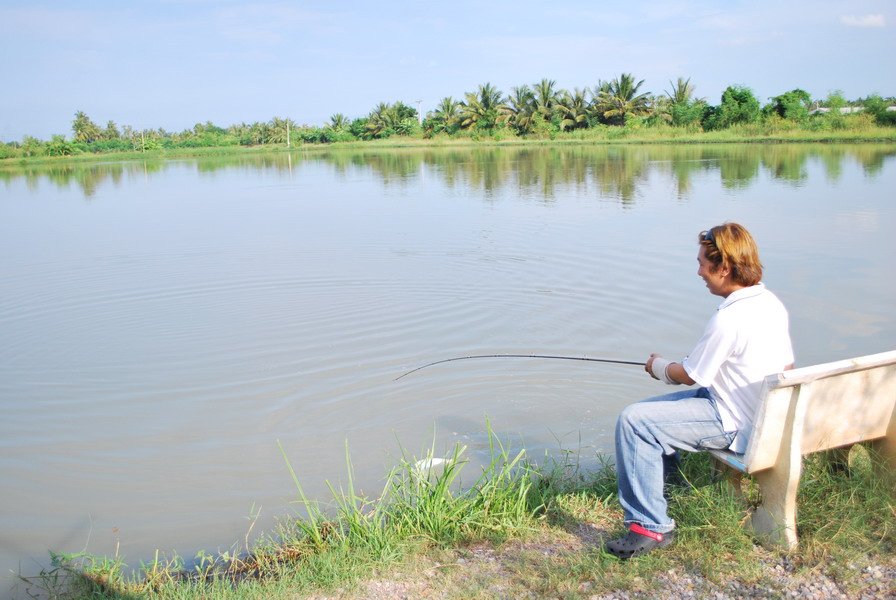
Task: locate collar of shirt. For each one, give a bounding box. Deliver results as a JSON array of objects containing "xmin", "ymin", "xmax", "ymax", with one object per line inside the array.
[{"xmin": 718, "ymin": 282, "xmax": 766, "ymax": 310}]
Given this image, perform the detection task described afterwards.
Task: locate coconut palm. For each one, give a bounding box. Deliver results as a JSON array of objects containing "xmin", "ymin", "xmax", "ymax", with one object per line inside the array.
[
  {"xmin": 460, "ymin": 83, "xmax": 504, "ymax": 130},
  {"xmin": 364, "ymin": 102, "xmax": 395, "ymax": 139},
  {"xmin": 435, "ymin": 97, "xmax": 460, "ymax": 118},
  {"xmin": 328, "ymin": 113, "xmax": 350, "ymax": 131},
  {"xmin": 532, "ymin": 78, "xmax": 560, "ymax": 119},
  {"xmin": 103, "ymin": 120, "xmax": 121, "ymax": 140},
  {"xmin": 428, "ymin": 97, "xmax": 461, "ymax": 133},
  {"xmin": 227, "ymin": 122, "xmax": 252, "ymax": 144},
  {"xmin": 555, "ymin": 88, "xmax": 590, "ymax": 130},
  {"xmin": 363, "ymin": 102, "xmax": 417, "ymax": 139},
  {"xmin": 665, "ymin": 77, "xmax": 696, "ymax": 105},
  {"xmin": 72, "ymin": 110, "xmax": 102, "ymax": 143},
  {"xmin": 594, "ymin": 73, "xmax": 652, "ymax": 125},
  {"xmin": 267, "ymin": 117, "xmax": 296, "ymax": 144},
  {"xmin": 248, "ymin": 121, "xmax": 271, "ymax": 145},
  {"xmin": 660, "ymin": 77, "xmax": 703, "ymax": 126},
  {"xmin": 498, "ymin": 86, "xmax": 536, "ymax": 134}
]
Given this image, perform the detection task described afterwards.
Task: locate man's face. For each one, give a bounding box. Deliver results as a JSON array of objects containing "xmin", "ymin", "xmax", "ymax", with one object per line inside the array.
[{"xmin": 697, "ymin": 244, "xmax": 728, "ymax": 297}]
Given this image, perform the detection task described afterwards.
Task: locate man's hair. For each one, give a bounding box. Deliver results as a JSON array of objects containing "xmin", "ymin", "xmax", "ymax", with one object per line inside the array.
[{"xmin": 698, "ymin": 222, "xmax": 763, "ymax": 286}]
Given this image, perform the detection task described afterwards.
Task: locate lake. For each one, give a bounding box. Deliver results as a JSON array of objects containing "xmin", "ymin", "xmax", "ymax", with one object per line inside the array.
[{"xmin": 1, "ymin": 143, "xmax": 894, "ymax": 595}]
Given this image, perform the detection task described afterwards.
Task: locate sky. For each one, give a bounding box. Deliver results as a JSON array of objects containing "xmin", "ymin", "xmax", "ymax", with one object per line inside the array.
[{"xmin": 1, "ymin": 0, "xmax": 894, "ymax": 142}]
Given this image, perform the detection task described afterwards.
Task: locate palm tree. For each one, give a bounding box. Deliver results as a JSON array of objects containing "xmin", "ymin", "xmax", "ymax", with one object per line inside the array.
[
  {"xmin": 532, "ymin": 78, "xmax": 560, "ymax": 119},
  {"xmin": 665, "ymin": 77, "xmax": 696, "ymax": 105},
  {"xmin": 594, "ymin": 73, "xmax": 652, "ymax": 125},
  {"xmin": 364, "ymin": 102, "xmax": 394, "ymax": 139},
  {"xmin": 120, "ymin": 125, "xmax": 140, "ymax": 149},
  {"xmin": 328, "ymin": 113, "xmax": 350, "ymax": 131},
  {"xmin": 248, "ymin": 121, "xmax": 271, "ymax": 145},
  {"xmin": 658, "ymin": 77, "xmax": 700, "ymax": 125},
  {"xmin": 555, "ymin": 88, "xmax": 590, "ymax": 130},
  {"xmin": 103, "ymin": 120, "xmax": 121, "ymax": 140},
  {"xmin": 227, "ymin": 122, "xmax": 250, "ymax": 144},
  {"xmin": 460, "ymin": 83, "xmax": 504, "ymax": 130},
  {"xmin": 499, "ymin": 86, "xmax": 536, "ymax": 134},
  {"xmin": 267, "ymin": 117, "xmax": 296, "ymax": 144},
  {"xmin": 72, "ymin": 110, "xmax": 102, "ymax": 143},
  {"xmin": 435, "ymin": 97, "xmax": 460, "ymax": 118},
  {"xmin": 390, "ymin": 102, "xmax": 419, "ymax": 135},
  {"xmin": 428, "ymin": 97, "xmax": 461, "ymax": 134},
  {"xmin": 363, "ymin": 102, "xmax": 416, "ymax": 139}
]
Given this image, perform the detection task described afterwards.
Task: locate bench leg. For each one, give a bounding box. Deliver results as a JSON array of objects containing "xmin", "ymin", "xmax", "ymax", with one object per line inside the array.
[
  {"xmin": 867, "ymin": 398, "xmax": 896, "ymax": 484},
  {"xmin": 749, "ymin": 457, "xmax": 801, "ymax": 550},
  {"xmin": 866, "ymin": 434, "xmax": 896, "ymax": 485},
  {"xmin": 712, "ymin": 459, "xmax": 745, "ymax": 499}
]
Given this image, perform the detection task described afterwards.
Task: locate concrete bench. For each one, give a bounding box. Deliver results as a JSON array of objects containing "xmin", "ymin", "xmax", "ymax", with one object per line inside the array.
[{"xmin": 708, "ymin": 350, "xmax": 896, "ymax": 550}]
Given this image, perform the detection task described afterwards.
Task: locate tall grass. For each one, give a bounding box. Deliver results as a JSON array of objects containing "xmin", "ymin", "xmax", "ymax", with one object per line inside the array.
[
  {"xmin": 274, "ymin": 419, "xmax": 541, "ymax": 556},
  {"xmin": 19, "ymin": 427, "xmax": 895, "ymax": 599}
]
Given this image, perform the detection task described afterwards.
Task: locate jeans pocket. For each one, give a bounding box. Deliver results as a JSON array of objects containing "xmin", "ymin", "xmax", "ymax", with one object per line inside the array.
[{"xmin": 696, "ymin": 431, "xmax": 736, "ymax": 450}]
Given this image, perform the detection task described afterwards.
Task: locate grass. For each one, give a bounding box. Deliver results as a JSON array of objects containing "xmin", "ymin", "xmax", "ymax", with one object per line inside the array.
[{"xmin": 16, "ymin": 424, "xmax": 896, "ymax": 599}]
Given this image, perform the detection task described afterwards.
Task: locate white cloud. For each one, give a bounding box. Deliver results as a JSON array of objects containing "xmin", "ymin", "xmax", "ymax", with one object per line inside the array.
[{"xmin": 839, "ymin": 14, "xmax": 886, "ymax": 27}]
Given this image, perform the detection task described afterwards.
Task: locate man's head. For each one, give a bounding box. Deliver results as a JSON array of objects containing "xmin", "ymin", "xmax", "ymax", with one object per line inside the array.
[{"xmin": 697, "ymin": 223, "xmax": 763, "ymax": 289}]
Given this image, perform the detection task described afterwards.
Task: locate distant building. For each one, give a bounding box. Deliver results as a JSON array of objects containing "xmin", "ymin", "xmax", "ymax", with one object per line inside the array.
[{"xmin": 809, "ymin": 105, "xmax": 896, "ymax": 115}]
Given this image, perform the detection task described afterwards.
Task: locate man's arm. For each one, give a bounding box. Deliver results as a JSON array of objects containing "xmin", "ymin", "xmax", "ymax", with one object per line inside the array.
[
  {"xmin": 666, "ymin": 361, "xmax": 697, "ymax": 385},
  {"xmin": 649, "ymin": 355, "xmax": 794, "ymax": 384},
  {"xmin": 646, "ymin": 354, "xmax": 696, "ymax": 385}
]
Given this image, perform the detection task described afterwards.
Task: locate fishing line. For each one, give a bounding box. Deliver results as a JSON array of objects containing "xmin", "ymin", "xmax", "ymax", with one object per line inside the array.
[{"xmin": 394, "ymin": 354, "xmax": 646, "ymax": 381}]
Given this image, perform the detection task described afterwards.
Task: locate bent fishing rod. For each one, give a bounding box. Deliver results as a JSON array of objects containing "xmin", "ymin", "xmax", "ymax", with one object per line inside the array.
[{"xmin": 394, "ymin": 354, "xmax": 646, "ymax": 381}]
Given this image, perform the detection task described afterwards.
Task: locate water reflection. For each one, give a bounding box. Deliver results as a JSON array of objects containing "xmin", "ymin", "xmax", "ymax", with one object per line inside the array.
[{"xmin": 2, "ymin": 144, "xmax": 893, "ymax": 200}]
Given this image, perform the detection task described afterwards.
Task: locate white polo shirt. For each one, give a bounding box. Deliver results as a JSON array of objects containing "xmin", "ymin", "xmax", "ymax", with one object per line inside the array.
[{"xmin": 682, "ymin": 283, "xmax": 794, "ymax": 453}]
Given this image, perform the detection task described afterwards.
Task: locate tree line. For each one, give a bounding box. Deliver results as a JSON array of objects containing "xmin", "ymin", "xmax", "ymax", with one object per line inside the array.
[{"xmin": 3, "ymin": 75, "xmax": 895, "ymax": 159}]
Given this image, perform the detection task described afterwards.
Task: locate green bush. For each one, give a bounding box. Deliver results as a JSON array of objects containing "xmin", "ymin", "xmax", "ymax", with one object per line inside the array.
[
  {"xmin": 765, "ymin": 89, "xmax": 812, "ymax": 123},
  {"xmin": 670, "ymin": 100, "xmax": 708, "ymax": 127},
  {"xmin": 704, "ymin": 85, "xmax": 761, "ymax": 130},
  {"xmin": 865, "ymin": 95, "xmax": 896, "ymax": 126},
  {"xmin": 46, "ymin": 135, "xmax": 76, "ymax": 156},
  {"xmin": 0, "ymin": 142, "xmax": 17, "ymax": 159}
]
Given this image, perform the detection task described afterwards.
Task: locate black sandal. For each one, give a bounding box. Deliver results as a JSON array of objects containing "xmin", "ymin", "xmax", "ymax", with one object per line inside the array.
[{"xmin": 605, "ymin": 524, "xmax": 674, "ymax": 560}]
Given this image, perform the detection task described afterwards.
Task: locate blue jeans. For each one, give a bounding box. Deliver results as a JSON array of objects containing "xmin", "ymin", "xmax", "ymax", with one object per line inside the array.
[{"xmin": 614, "ymin": 387, "xmax": 735, "ymax": 533}]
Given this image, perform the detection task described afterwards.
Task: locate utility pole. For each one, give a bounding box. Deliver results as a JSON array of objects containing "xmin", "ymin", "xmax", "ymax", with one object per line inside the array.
[{"xmin": 416, "ymin": 100, "xmax": 423, "ymax": 124}]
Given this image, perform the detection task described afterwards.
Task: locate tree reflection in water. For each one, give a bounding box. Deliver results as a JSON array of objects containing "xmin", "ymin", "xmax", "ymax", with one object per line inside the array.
[{"xmin": 1, "ymin": 143, "xmax": 893, "ymax": 201}]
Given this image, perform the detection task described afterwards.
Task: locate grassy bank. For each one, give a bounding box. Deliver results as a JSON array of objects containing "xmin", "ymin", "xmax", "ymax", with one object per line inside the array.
[
  {"xmin": 19, "ymin": 423, "xmax": 895, "ymax": 599},
  {"xmin": 3, "ymin": 122, "xmax": 896, "ymax": 168}
]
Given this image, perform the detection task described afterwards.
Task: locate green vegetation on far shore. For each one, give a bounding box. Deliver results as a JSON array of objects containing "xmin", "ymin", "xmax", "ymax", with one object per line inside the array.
[
  {"xmin": 16, "ymin": 422, "xmax": 895, "ymax": 599},
  {"xmin": 3, "ymin": 77, "xmax": 895, "ymax": 163},
  {"xmin": 3, "ymin": 120, "xmax": 896, "ymax": 169}
]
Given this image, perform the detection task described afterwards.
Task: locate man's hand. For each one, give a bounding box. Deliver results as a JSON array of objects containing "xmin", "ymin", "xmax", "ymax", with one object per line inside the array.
[
  {"xmin": 646, "ymin": 353, "xmax": 662, "ymax": 380},
  {"xmin": 647, "ymin": 353, "xmax": 677, "ymax": 384},
  {"xmin": 647, "ymin": 353, "xmax": 696, "ymax": 385}
]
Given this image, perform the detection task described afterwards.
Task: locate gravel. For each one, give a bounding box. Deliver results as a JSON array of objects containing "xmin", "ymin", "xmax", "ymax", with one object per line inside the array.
[{"xmin": 307, "ymin": 526, "xmax": 895, "ymax": 600}]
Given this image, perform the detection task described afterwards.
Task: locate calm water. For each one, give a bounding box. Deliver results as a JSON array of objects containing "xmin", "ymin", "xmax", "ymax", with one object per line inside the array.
[{"xmin": 1, "ymin": 144, "xmax": 894, "ymax": 594}]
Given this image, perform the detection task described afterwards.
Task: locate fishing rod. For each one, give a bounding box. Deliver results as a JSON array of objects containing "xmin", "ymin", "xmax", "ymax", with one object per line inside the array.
[{"xmin": 394, "ymin": 354, "xmax": 646, "ymax": 381}]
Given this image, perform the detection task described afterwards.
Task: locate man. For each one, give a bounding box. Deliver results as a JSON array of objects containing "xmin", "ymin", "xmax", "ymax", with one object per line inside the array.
[{"xmin": 605, "ymin": 222, "xmax": 794, "ymax": 560}]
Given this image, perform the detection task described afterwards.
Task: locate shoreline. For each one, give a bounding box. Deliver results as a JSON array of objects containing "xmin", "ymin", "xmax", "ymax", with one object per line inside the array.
[{"xmin": 3, "ymin": 130, "xmax": 895, "ymax": 168}]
